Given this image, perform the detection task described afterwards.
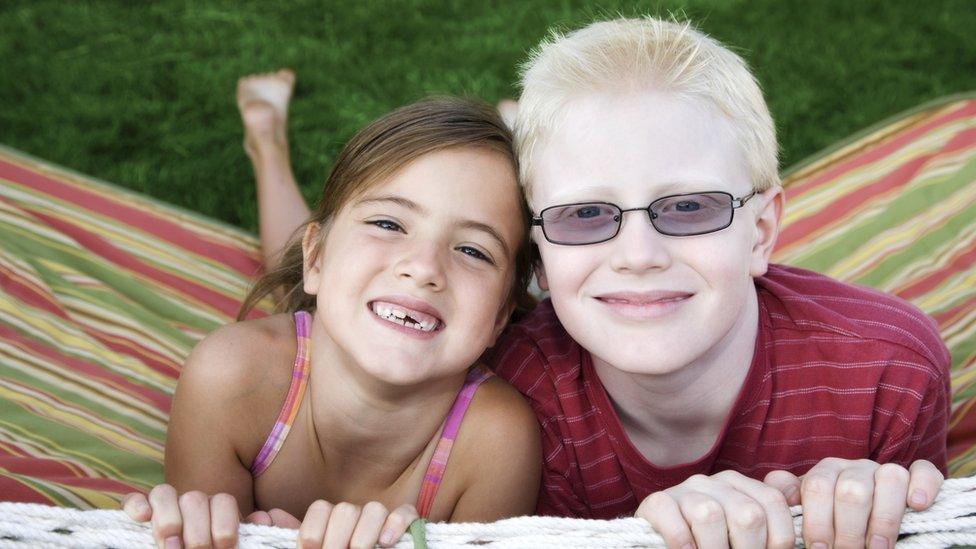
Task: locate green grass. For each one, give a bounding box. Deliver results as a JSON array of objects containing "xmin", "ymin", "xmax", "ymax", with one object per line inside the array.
[{"xmin": 1, "ymin": 0, "xmax": 974, "ymax": 231}]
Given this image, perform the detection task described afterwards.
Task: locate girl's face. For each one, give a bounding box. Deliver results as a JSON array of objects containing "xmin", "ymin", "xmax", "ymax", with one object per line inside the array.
[{"xmin": 303, "ymin": 146, "xmax": 524, "ymax": 386}]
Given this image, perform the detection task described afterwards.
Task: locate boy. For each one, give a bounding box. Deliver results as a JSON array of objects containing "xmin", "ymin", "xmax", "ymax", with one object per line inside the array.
[{"xmin": 486, "ymin": 16, "xmax": 950, "ymax": 549}]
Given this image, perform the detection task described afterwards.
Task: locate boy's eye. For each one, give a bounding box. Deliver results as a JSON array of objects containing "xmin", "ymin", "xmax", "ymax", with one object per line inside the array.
[
  {"xmin": 368, "ymin": 219, "xmax": 404, "ymax": 232},
  {"xmin": 457, "ymin": 245, "xmax": 493, "ymax": 264}
]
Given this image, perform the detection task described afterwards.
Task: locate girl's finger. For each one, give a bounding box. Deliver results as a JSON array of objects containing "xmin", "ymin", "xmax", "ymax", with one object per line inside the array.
[
  {"xmin": 867, "ymin": 463, "xmax": 910, "ymax": 549},
  {"xmin": 378, "ymin": 504, "xmax": 419, "ymax": 547},
  {"xmin": 148, "ymin": 484, "xmax": 183, "ymax": 548},
  {"xmin": 907, "ymin": 460, "xmax": 945, "ymax": 511},
  {"xmin": 297, "ymin": 500, "xmax": 333, "ymax": 549},
  {"xmin": 122, "ymin": 492, "xmax": 152, "ymax": 522},
  {"xmin": 209, "ymin": 493, "xmax": 239, "ymax": 549},
  {"xmin": 322, "ymin": 502, "xmax": 361, "ymax": 549},
  {"xmin": 268, "ymin": 508, "xmax": 302, "ymax": 529},
  {"xmin": 349, "ymin": 501, "xmax": 389, "ymax": 548},
  {"xmin": 177, "ymin": 491, "xmax": 212, "ymax": 549}
]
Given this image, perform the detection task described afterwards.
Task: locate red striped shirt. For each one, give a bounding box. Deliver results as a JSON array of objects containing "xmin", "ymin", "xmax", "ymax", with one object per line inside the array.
[{"xmin": 487, "ymin": 265, "xmax": 950, "ymax": 518}]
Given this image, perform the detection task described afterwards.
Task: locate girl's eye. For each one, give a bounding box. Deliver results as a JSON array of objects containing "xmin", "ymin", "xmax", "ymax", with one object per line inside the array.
[
  {"xmin": 368, "ymin": 219, "xmax": 404, "ymax": 232},
  {"xmin": 457, "ymin": 246, "xmax": 493, "ymax": 264}
]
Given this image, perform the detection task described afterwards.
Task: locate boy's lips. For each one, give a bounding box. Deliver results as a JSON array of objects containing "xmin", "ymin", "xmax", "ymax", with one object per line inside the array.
[
  {"xmin": 593, "ymin": 290, "xmax": 694, "ymax": 320},
  {"xmin": 367, "ymin": 296, "xmax": 444, "ymax": 335}
]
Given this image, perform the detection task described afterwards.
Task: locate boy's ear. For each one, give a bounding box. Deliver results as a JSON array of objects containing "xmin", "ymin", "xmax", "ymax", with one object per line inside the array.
[
  {"xmin": 534, "ymin": 260, "xmax": 550, "ymax": 292},
  {"xmin": 750, "ymin": 186, "xmax": 785, "ymax": 277},
  {"xmin": 302, "ymin": 223, "xmax": 323, "ymax": 295}
]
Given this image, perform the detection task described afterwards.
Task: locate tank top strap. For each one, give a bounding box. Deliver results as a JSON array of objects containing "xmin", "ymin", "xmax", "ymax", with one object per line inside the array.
[
  {"xmin": 249, "ymin": 310, "xmax": 312, "ymax": 477},
  {"xmin": 414, "ymin": 366, "xmax": 494, "ymax": 518}
]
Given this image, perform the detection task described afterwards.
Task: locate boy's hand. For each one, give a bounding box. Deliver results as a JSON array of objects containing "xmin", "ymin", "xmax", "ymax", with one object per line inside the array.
[
  {"xmin": 297, "ymin": 500, "xmax": 418, "ymax": 548},
  {"xmin": 635, "ymin": 470, "xmax": 796, "ymax": 549},
  {"xmin": 121, "ymin": 484, "xmax": 241, "ymax": 549},
  {"xmin": 764, "ymin": 458, "xmax": 944, "ymax": 549}
]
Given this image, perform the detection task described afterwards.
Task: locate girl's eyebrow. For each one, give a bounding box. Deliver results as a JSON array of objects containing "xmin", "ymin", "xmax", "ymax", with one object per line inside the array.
[{"xmin": 356, "ymin": 195, "xmax": 511, "ymax": 256}]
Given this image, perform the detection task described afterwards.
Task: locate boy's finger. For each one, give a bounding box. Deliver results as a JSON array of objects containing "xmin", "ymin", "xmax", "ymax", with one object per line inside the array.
[
  {"xmin": 209, "ymin": 494, "xmax": 239, "ymax": 549},
  {"xmin": 689, "ymin": 481, "xmax": 768, "ymax": 549},
  {"xmin": 907, "ymin": 460, "xmax": 944, "ymax": 510},
  {"xmin": 635, "ymin": 492, "xmax": 696, "ymax": 549},
  {"xmin": 676, "ymin": 491, "xmax": 731, "ymax": 549},
  {"xmin": 349, "ymin": 501, "xmax": 388, "ymax": 548},
  {"xmin": 799, "ymin": 460, "xmax": 842, "ymax": 548},
  {"xmin": 867, "ymin": 463, "xmax": 910, "ymax": 549},
  {"xmin": 177, "ymin": 491, "xmax": 212, "ymax": 549},
  {"xmin": 764, "ymin": 469, "xmax": 802, "ymax": 506},
  {"xmin": 323, "ymin": 502, "xmax": 361, "ymax": 549},
  {"xmin": 267, "ymin": 508, "xmax": 302, "ymax": 529},
  {"xmin": 122, "ymin": 492, "xmax": 152, "ymax": 522},
  {"xmin": 378, "ymin": 504, "xmax": 419, "ymax": 547},
  {"xmin": 719, "ymin": 472, "xmax": 794, "ymax": 549},
  {"xmin": 831, "ymin": 464, "xmax": 875, "ymax": 548},
  {"xmin": 148, "ymin": 484, "xmax": 183, "ymax": 548},
  {"xmin": 297, "ymin": 500, "xmax": 332, "ymax": 549}
]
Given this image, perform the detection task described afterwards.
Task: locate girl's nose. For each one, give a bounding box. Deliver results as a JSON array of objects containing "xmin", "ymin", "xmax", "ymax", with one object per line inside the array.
[{"xmin": 394, "ymin": 242, "xmax": 447, "ymax": 290}]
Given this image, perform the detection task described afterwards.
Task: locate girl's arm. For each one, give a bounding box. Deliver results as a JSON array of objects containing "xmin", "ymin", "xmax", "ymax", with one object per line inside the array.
[
  {"xmin": 125, "ymin": 324, "xmax": 263, "ymax": 547},
  {"xmin": 448, "ymin": 377, "xmax": 542, "ymax": 521}
]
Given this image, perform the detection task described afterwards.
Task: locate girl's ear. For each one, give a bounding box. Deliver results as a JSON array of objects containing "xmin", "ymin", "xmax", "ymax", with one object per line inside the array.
[
  {"xmin": 302, "ymin": 223, "xmax": 323, "ymax": 295},
  {"xmin": 750, "ymin": 186, "xmax": 785, "ymax": 278},
  {"xmin": 533, "ymin": 260, "xmax": 549, "ymax": 292}
]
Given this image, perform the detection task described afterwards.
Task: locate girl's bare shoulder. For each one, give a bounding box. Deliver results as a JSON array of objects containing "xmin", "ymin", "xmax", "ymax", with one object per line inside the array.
[{"xmin": 176, "ymin": 313, "xmax": 301, "ymax": 456}]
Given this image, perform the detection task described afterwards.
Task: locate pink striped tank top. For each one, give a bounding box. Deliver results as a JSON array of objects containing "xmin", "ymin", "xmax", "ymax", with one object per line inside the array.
[{"xmin": 249, "ymin": 310, "xmax": 493, "ymax": 518}]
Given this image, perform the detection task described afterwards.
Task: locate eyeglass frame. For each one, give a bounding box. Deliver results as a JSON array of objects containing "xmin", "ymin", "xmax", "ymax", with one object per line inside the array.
[{"xmin": 531, "ymin": 190, "xmax": 759, "ymax": 245}]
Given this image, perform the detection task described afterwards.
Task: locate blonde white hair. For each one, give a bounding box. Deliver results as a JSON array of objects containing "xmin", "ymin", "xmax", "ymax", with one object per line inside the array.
[{"xmin": 514, "ymin": 16, "xmax": 779, "ymax": 203}]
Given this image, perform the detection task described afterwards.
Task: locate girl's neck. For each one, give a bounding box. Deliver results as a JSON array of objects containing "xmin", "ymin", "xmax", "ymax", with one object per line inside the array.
[{"xmin": 302, "ymin": 312, "xmax": 467, "ymax": 484}]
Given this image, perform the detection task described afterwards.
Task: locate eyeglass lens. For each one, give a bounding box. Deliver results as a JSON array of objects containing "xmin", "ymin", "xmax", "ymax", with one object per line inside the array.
[{"xmin": 540, "ymin": 192, "xmax": 736, "ymax": 244}]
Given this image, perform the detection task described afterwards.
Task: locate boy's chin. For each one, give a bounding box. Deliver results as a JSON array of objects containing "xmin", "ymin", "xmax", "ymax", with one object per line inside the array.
[{"xmin": 590, "ymin": 348, "xmax": 697, "ymax": 377}]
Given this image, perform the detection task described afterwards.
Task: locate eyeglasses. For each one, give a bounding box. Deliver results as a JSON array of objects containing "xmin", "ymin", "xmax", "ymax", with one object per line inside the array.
[{"xmin": 532, "ymin": 190, "xmax": 758, "ymax": 245}]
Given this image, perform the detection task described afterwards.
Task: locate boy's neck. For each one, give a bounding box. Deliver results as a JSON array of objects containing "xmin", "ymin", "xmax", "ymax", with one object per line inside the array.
[{"xmin": 591, "ymin": 289, "xmax": 760, "ymax": 468}]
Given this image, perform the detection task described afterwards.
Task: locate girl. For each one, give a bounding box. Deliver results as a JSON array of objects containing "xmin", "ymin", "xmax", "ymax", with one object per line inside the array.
[{"xmin": 124, "ymin": 74, "xmax": 541, "ymax": 549}]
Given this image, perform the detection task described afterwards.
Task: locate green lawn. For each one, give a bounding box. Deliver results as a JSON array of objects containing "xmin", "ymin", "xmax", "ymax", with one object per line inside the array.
[{"xmin": 1, "ymin": 0, "xmax": 974, "ymax": 231}]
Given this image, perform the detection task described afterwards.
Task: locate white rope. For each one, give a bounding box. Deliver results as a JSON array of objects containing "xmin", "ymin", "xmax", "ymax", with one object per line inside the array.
[{"xmin": 2, "ymin": 476, "xmax": 976, "ymax": 548}]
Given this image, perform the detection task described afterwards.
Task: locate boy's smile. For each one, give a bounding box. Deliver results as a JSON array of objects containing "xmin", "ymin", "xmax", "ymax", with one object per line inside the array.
[{"xmin": 529, "ymin": 89, "xmax": 779, "ymax": 379}]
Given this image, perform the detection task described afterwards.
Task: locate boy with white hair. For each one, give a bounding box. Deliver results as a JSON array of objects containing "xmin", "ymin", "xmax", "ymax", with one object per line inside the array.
[{"xmin": 486, "ymin": 16, "xmax": 950, "ymax": 549}]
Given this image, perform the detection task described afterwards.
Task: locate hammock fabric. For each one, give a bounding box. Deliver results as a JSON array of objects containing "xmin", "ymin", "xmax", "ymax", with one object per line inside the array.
[{"xmin": 1, "ymin": 93, "xmax": 975, "ymax": 510}]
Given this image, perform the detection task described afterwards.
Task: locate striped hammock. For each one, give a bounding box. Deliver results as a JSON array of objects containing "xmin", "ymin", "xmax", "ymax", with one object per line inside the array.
[{"xmin": 0, "ymin": 93, "xmax": 974, "ymax": 509}]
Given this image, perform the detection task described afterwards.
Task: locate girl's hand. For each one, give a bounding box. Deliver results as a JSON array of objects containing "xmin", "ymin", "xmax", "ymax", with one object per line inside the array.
[
  {"xmin": 121, "ymin": 484, "xmax": 241, "ymax": 549},
  {"xmin": 297, "ymin": 500, "xmax": 419, "ymax": 549}
]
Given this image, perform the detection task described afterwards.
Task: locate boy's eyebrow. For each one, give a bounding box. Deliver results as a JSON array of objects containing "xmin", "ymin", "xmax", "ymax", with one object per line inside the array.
[{"xmin": 356, "ymin": 195, "xmax": 511, "ymax": 256}]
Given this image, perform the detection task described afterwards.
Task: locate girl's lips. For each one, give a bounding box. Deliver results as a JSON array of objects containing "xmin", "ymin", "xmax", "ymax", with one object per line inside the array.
[{"xmin": 367, "ymin": 295, "xmax": 445, "ymax": 337}]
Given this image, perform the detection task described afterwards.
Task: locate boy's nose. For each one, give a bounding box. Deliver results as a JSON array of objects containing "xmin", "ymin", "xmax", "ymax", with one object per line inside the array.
[
  {"xmin": 394, "ymin": 243, "xmax": 447, "ymax": 290},
  {"xmin": 608, "ymin": 210, "xmax": 672, "ymax": 273}
]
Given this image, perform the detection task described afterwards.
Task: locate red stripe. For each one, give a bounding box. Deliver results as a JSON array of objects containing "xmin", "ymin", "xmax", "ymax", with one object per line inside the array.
[
  {"xmin": 930, "ymin": 297, "xmax": 976, "ymax": 328},
  {"xmin": 778, "ymin": 128, "xmax": 976, "ymax": 252},
  {"xmin": 0, "ymin": 476, "xmax": 52, "ymax": 504},
  {"xmin": 786, "ymin": 100, "xmax": 976, "ymax": 196},
  {"xmin": 0, "ymin": 323, "xmax": 173, "ymax": 412},
  {"xmin": 894, "ymin": 239, "xmax": 976, "ymax": 301},
  {"xmin": 0, "ymin": 263, "xmax": 64, "ymax": 318},
  {"xmin": 0, "ymin": 159, "xmax": 263, "ymax": 277},
  {"xmin": 0, "ymin": 452, "xmax": 82, "ymax": 479}
]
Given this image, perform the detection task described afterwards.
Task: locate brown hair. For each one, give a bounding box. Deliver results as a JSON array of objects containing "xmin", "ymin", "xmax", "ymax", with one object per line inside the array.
[{"xmin": 238, "ymin": 96, "xmax": 536, "ymax": 321}]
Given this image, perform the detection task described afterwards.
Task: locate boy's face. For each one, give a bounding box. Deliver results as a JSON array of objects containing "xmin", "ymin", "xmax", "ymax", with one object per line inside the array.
[{"xmin": 528, "ymin": 90, "xmax": 782, "ymax": 375}]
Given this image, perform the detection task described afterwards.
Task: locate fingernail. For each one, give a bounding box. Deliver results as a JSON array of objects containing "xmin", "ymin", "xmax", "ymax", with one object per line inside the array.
[
  {"xmin": 871, "ymin": 534, "xmax": 889, "ymax": 549},
  {"xmin": 783, "ymin": 484, "xmax": 798, "ymax": 499},
  {"xmin": 380, "ymin": 528, "xmax": 394, "ymax": 545},
  {"xmin": 911, "ymin": 489, "xmax": 927, "ymax": 506},
  {"xmin": 164, "ymin": 536, "xmax": 181, "ymax": 549},
  {"xmin": 811, "ymin": 543, "xmax": 827, "ymax": 549}
]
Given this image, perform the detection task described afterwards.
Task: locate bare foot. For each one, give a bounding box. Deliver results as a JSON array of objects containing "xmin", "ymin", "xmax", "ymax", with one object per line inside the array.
[
  {"xmin": 237, "ymin": 69, "xmax": 296, "ymax": 159},
  {"xmin": 497, "ymin": 99, "xmax": 518, "ymax": 129}
]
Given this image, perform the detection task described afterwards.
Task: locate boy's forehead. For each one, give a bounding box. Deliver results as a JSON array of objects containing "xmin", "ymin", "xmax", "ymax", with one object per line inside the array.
[{"xmin": 527, "ymin": 90, "xmax": 750, "ymax": 207}]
